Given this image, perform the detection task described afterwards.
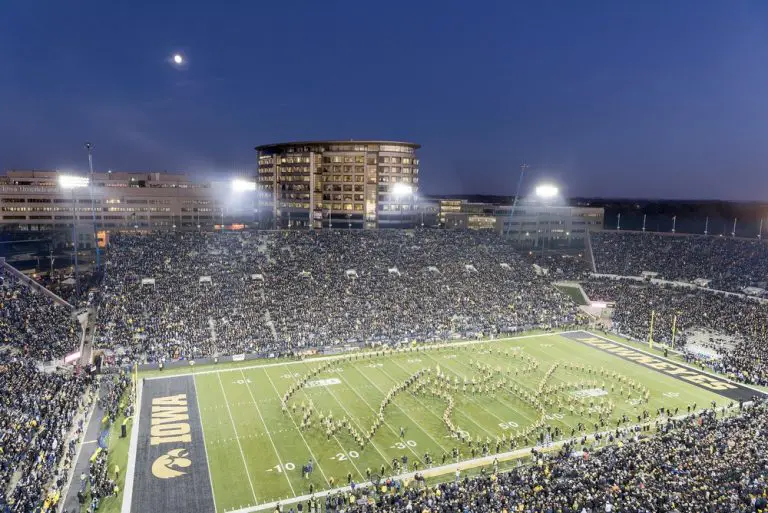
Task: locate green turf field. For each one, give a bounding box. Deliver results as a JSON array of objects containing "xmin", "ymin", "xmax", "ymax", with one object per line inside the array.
[{"xmin": 173, "ymin": 331, "xmax": 731, "ymax": 512}]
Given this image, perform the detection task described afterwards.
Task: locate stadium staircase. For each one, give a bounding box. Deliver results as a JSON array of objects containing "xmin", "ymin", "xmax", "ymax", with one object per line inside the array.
[{"xmin": 264, "ymin": 309, "xmax": 279, "ymax": 341}]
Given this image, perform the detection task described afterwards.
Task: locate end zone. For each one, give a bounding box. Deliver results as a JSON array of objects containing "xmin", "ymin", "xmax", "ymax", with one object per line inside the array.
[
  {"xmin": 562, "ymin": 331, "xmax": 764, "ymax": 402},
  {"xmin": 123, "ymin": 376, "xmax": 215, "ymax": 513}
]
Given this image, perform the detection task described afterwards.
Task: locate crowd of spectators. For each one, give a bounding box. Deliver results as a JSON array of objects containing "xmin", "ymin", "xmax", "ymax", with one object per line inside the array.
[
  {"xmin": 0, "ymin": 269, "xmax": 82, "ymax": 362},
  {"xmin": 0, "ymin": 354, "xmax": 93, "ymax": 512},
  {"xmin": 581, "ymin": 279, "xmax": 768, "ymax": 386},
  {"xmin": 590, "ymin": 230, "xmax": 768, "ymax": 293},
  {"xmin": 332, "ymin": 401, "xmax": 768, "ymax": 513},
  {"xmin": 96, "ymin": 230, "xmax": 584, "ymax": 362}
]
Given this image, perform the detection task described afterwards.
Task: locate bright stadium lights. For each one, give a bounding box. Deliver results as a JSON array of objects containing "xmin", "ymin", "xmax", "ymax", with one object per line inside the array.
[
  {"xmin": 391, "ymin": 183, "xmax": 413, "ymax": 197},
  {"xmin": 231, "ymin": 178, "xmax": 257, "ymax": 192},
  {"xmin": 534, "ymin": 183, "xmax": 559, "ymax": 199},
  {"xmin": 173, "ymin": 54, "xmax": 184, "ymax": 65},
  {"xmin": 58, "ymin": 174, "xmax": 89, "ymax": 189}
]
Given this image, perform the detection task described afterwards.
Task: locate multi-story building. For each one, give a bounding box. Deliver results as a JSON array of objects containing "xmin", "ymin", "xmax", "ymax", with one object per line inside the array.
[
  {"xmin": 442, "ymin": 199, "xmax": 604, "ymax": 248},
  {"xmin": 0, "ymin": 170, "xmax": 223, "ymax": 245},
  {"xmin": 255, "ymin": 140, "xmax": 421, "ymax": 229},
  {"xmin": 438, "ymin": 199, "xmax": 464, "ymax": 225}
]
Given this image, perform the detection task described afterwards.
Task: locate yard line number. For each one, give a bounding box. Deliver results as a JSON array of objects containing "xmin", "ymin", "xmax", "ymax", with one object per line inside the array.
[
  {"xmin": 267, "ymin": 462, "xmax": 296, "ymax": 473},
  {"xmin": 331, "ymin": 451, "xmax": 360, "ymax": 461}
]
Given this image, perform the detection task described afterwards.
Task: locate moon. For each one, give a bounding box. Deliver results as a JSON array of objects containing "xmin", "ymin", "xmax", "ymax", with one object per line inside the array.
[{"xmin": 173, "ymin": 54, "xmax": 184, "ymax": 65}]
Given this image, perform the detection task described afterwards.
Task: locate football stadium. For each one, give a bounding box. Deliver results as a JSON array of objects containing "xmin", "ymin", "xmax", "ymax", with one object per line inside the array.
[
  {"xmin": 5, "ymin": 5, "xmax": 768, "ymax": 512},
  {"xmin": 2, "ymin": 228, "xmax": 768, "ymax": 513}
]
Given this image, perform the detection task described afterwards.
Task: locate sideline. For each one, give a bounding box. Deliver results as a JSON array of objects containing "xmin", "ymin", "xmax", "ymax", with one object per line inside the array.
[{"xmin": 120, "ymin": 378, "xmax": 143, "ymax": 513}]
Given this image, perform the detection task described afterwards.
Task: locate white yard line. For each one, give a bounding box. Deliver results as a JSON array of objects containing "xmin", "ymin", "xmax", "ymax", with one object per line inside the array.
[
  {"xmin": 145, "ymin": 332, "xmax": 561, "ymax": 381},
  {"xmin": 259, "ymin": 367, "xmax": 331, "ymax": 484},
  {"xmin": 193, "ymin": 376, "xmax": 219, "ymax": 513},
  {"xmin": 215, "ymin": 372, "xmax": 260, "ymax": 505},
  {"xmin": 287, "ymin": 366, "xmax": 369, "ymax": 483},
  {"xmin": 393, "ymin": 354, "xmax": 496, "ymax": 442},
  {"xmin": 120, "ymin": 378, "xmax": 143, "ymax": 513},
  {"xmin": 239, "ymin": 369, "xmax": 297, "ymax": 497},
  {"xmin": 350, "ymin": 363, "xmax": 444, "ymax": 460},
  {"xmin": 419, "ymin": 352, "xmax": 498, "ymax": 439},
  {"xmin": 299, "ymin": 364, "xmax": 385, "ymax": 479},
  {"xmin": 340, "ymin": 365, "xmax": 425, "ymax": 465},
  {"xmin": 378, "ymin": 360, "xmax": 451, "ymax": 453},
  {"xmin": 422, "ymin": 350, "xmax": 537, "ymax": 428}
]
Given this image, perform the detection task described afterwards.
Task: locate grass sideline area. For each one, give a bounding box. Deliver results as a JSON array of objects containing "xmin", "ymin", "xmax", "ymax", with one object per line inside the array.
[{"xmin": 78, "ymin": 411, "xmax": 132, "ymax": 513}]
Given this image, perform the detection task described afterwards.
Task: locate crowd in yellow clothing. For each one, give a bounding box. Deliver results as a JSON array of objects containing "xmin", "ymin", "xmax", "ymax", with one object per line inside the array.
[{"xmin": 0, "ymin": 356, "xmax": 92, "ymax": 512}]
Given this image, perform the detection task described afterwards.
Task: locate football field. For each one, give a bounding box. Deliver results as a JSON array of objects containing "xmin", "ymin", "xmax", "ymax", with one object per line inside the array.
[{"xmin": 124, "ymin": 331, "xmax": 760, "ymax": 513}]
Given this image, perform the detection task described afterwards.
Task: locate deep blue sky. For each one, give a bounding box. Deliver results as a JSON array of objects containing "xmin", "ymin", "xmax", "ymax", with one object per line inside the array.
[{"xmin": 2, "ymin": 1, "xmax": 768, "ymax": 199}]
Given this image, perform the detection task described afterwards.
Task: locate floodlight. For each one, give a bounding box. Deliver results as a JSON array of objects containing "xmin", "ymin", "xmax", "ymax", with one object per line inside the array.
[
  {"xmin": 534, "ymin": 184, "xmax": 558, "ymax": 199},
  {"xmin": 231, "ymin": 179, "xmax": 257, "ymax": 192},
  {"xmin": 58, "ymin": 175, "xmax": 89, "ymax": 189},
  {"xmin": 391, "ymin": 183, "xmax": 413, "ymax": 197}
]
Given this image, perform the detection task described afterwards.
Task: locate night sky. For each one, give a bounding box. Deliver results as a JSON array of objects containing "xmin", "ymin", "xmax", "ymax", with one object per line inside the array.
[{"xmin": 2, "ymin": 1, "xmax": 768, "ymax": 200}]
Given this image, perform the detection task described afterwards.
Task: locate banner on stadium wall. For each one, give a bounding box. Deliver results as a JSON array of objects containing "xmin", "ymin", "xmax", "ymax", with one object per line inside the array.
[{"xmin": 231, "ymin": 354, "xmax": 246, "ymax": 362}]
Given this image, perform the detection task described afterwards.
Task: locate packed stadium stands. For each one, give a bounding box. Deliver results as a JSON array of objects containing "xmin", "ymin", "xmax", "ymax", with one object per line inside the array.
[
  {"xmin": 581, "ymin": 278, "xmax": 768, "ymax": 386},
  {"xmin": 96, "ymin": 230, "xmax": 584, "ymax": 362},
  {"xmin": 338, "ymin": 401, "xmax": 767, "ymax": 513},
  {"xmin": 591, "ymin": 231, "xmax": 768, "ymax": 293},
  {"xmin": 0, "ymin": 355, "xmax": 93, "ymax": 513},
  {"xmin": 0, "ymin": 269, "xmax": 82, "ymax": 361},
  {"xmin": 5, "ymin": 227, "xmax": 768, "ymax": 512}
]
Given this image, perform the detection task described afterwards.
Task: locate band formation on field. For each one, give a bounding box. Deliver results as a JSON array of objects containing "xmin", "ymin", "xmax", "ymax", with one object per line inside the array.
[{"xmin": 124, "ymin": 330, "xmax": 756, "ymax": 513}]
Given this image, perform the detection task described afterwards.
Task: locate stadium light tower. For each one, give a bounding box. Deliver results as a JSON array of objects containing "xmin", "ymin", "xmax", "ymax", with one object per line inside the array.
[
  {"xmin": 59, "ymin": 174, "xmax": 90, "ymax": 302},
  {"xmin": 84, "ymin": 142, "xmax": 102, "ymax": 273},
  {"xmin": 231, "ymin": 178, "xmax": 257, "ymax": 192},
  {"xmin": 534, "ymin": 183, "xmax": 559, "ymax": 199},
  {"xmin": 505, "ymin": 163, "xmax": 530, "ymax": 237},
  {"xmin": 231, "ymin": 178, "xmax": 258, "ymax": 228},
  {"xmin": 392, "ymin": 183, "xmax": 414, "ymax": 228},
  {"xmin": 533, "ymin": 183, "xmax": 559, "ymax": 256}
]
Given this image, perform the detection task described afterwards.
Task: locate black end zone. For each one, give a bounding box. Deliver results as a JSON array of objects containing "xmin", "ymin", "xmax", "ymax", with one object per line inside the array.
[
  {"xmin": 130, "ymin": 376, "xmax": 215, "ymax": 513},
  {"xmin": 561, "ymin": 331, "xmax": 764, "ymax": 402}
]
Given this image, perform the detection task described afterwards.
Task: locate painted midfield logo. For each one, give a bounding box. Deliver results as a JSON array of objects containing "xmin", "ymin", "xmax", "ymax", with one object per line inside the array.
[{"xmin": 152, "ymin": 448, "xmax": 192, "ymax": 479}]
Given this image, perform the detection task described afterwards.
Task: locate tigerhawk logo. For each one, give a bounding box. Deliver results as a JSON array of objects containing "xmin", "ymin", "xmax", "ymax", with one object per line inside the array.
[{"xmin": 152, "ymin": 448, "xmax": 192, "ymax": 479}]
